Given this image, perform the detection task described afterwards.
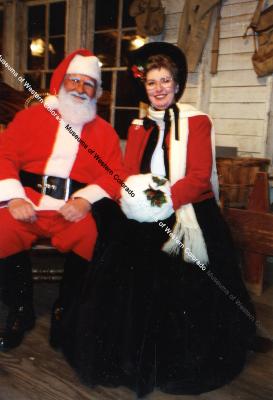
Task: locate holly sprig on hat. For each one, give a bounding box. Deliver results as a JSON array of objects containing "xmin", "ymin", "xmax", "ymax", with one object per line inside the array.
[{"xmin": 131, "ymin": 64, "xmax": 145, "ymax": 80}]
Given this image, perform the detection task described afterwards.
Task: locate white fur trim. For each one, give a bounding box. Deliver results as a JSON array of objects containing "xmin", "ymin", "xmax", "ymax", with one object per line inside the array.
[
  {"xmin": 0, "ymin": 179, "xmax": 27, "ymax": 202},
  {"xmin": 67, "ymin": 55, "xmax": 101, "ymax": 82},
  {"xmin": 72, "ymin": 184, "xmax": 110, "ymax": 204},
  {"xmin": 44, "ymin": 95, "xmax": 59, "ymax": 110},
  {"xmin": 121, "ymin": 174, "xmax": 174, "ymax": 222},
  {"xmin": 132, "ymin": 119, "xmax": 144, "ymax": 126},
  {"xmin": 44, "ymin": 120, "xmax": 82, "ymax": 178},
  {"xmin": 33, "ymin": 195, "xmax": 65, "ymax": 211}
]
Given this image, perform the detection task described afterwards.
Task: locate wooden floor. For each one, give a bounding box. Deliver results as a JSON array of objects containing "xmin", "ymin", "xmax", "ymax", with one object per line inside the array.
[{"xmin": 0, "ymin": 279, "xmax": 273, "ymax": 400}]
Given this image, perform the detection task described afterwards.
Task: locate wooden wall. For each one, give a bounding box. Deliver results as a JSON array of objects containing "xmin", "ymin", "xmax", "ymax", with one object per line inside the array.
[{"xmin": 161, "ymin": 0, "xmax": 273, "ymax": 161}]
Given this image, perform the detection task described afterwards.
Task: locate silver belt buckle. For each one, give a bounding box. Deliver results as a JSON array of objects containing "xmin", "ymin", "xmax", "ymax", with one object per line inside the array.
[
  {"xmin": 37, "ymin": 175, "xmax": 57, "ymax": 194},
  {"xmin": 64, "ymin": 178, "xmax": 71, "ymax": 201}
]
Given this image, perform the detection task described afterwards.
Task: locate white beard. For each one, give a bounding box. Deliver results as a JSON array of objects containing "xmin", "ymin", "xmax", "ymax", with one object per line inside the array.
[{"xmin": 57, "ymin": 86, "xmax": 97, "ymax": 125}]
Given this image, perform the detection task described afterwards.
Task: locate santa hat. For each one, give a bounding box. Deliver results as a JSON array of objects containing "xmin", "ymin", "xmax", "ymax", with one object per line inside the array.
[
  {"xmin": 67, "ymin": 54, "xmax": 100, "ymax": 80},
  {"xmin": 49, "ymin": 49, "xmax": 102, "ymax": 98}
]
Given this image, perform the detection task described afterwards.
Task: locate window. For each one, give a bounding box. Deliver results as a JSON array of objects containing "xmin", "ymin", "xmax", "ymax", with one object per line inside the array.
[
  {"xmin": 94, "ymin": 0, "xmax": 146, "ymax": 139},
  {"xmin": 24, "ymin": 0, "xmax": 66, "ymax": 91}
]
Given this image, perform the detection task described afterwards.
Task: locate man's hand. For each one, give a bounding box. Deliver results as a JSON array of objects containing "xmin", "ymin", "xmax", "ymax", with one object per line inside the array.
[
  {"xmin": 8, "ymin": 198, "xmax": 37, "ymax": 222},
  {"xmin": 59, "ymin": 198, "xmax": 91, "ymax": 222}
]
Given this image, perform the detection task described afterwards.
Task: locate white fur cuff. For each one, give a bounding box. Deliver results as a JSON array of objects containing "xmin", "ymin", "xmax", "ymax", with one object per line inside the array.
[
  {"xmin": 0, "ymin": 179, "xmax": 27, "ymax": 202},
  {"xmin": 72, "ymin": 184, "xmax": 110, "ymax": 204}
]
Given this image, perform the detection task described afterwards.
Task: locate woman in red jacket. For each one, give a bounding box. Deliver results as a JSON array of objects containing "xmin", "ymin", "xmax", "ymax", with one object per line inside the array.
[{"xmin": 60, "ymin": 43, "xmax": 256, "ymax": 398}]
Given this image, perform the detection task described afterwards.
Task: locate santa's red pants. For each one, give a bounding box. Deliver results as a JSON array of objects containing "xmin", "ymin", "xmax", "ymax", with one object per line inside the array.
[{"xmin": 0, "ymin": 208, "xmax": 97, "ymax": 261}]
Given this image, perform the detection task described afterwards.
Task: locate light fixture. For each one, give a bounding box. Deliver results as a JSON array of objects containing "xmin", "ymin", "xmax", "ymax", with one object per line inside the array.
[
  {"xmin": 131, "ymin": 36, "xmax": 147, "ymax": 50},
  {"xmin": 30, "ymin": 38, "xmax": 45, "ymax": 57}
]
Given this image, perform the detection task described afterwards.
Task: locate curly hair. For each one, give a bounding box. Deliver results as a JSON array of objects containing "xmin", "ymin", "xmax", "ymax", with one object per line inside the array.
[{"xmin": 144, "ymin": 54, "xmax": 179, "ymax": 83}]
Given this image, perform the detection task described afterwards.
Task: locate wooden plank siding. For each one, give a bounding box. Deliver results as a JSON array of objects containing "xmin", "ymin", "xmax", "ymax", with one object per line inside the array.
[
  {"xmin": 211, "ymin": 1, "xmax": 270, "ymax": 157},
  {"xmin": 162, "ymin": 0, "xmax": 273, "ymax": 159}
]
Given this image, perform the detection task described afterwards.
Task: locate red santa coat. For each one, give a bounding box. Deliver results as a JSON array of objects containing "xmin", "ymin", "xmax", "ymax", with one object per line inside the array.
[
  {"xmin": 123, "ymin": 114, "xmax": 214, "ymax": 211},
  {"xmin": 0, "ymin": 105, "xmax": 123, "ymax": 208},
  {"xmin": 0, "ymin": 49, "xmax": 124, "ymax": 260},
  {"xmin": 0, "ymin": 108, "xmax": 123, "ymax": 260}
]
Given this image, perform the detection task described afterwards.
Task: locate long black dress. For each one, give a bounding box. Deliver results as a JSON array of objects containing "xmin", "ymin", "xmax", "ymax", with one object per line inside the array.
[{"xmin": 60, "ymin": 196, "xmax": 255, "ymax": 399}]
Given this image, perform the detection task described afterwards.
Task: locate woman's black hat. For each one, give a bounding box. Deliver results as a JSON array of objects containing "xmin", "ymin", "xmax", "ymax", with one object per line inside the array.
[{"xmin": 127, "ymin": 41, "xmax": 188, "ymax": 103}]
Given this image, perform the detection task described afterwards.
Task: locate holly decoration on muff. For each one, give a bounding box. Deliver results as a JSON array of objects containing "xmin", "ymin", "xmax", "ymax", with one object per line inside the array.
[{"xmin": 144, "ymin": 176, "xmax": 168, "ymax": 207}]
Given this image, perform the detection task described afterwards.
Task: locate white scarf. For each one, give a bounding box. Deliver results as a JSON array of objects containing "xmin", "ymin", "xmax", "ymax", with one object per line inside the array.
[{"xmin": 147, "ymin": 103, "xmax": 219, "ymax": 265}]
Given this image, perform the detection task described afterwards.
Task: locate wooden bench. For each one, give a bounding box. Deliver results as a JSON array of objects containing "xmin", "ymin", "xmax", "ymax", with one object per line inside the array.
[{"xmin": 30, "ymin": 239, "xmax": 64, "ymax": 282}]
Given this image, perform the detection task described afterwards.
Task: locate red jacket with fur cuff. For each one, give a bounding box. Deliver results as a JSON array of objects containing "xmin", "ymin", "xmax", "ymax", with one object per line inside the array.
[{"xmin": 123, "ymin": 114, "xmax": 214, "ymax": 211}]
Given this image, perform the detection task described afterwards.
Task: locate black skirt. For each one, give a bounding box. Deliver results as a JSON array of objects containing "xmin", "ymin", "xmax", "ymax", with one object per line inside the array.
[{"xmin": 60, "ymin": 198, "xmax": 256, "ymax": 399}]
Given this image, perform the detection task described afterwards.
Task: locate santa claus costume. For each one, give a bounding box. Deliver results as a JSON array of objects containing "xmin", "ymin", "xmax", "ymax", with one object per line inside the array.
[
  {"xmin": 59, "ymin": 43, "xmax": 256, "ymax": 398},
  {"xmin": 0, "ymin": 49, "xmax": 123, "ymax": 350}
]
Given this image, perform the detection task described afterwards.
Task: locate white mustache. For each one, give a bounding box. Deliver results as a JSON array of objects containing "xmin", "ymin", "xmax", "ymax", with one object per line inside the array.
[{"xmin": 69, "ymin": 91, "xmax": 90, "ymax": 101}]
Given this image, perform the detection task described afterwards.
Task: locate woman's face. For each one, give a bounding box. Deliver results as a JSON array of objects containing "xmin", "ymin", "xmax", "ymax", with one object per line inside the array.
[{"xmin": 145, "ymin": 67, "xmax": 178, "ymax": 110}]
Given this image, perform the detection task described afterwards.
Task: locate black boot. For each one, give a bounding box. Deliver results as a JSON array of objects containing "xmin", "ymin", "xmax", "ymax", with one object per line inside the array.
[
  {"xmin": 0, "ymin": 251, "xmax": 35, "ymax": 351},
  {"xmin": 49, "ymin": 252, "xmax": 88, "ymax": 349}
]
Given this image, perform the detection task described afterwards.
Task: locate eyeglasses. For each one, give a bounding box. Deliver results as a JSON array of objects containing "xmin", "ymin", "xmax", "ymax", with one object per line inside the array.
[
  {"xmin": 145, "ymin": 77, "xmax": 174, "ymax": 91},
  {"xmin": 65, "ymin": 75, "xmax": 96, "ymax": 91}
]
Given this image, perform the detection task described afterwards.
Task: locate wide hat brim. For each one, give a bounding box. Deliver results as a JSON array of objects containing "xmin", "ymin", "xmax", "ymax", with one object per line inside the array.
[{"xmin": 127, "ymin": 42, "xmax": 188, "ymax": 103}]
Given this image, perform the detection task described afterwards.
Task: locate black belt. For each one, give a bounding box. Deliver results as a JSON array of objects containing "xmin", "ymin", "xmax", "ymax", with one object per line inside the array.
[{"xmin": 19, "ymin": 170, "xmax": 86, "ymax": 200}]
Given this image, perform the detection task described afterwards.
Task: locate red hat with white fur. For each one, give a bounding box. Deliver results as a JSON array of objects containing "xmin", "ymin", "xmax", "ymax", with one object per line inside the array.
[{"xmin": 50, "ymin": 48, "xmax": 102, "ymax": 98}]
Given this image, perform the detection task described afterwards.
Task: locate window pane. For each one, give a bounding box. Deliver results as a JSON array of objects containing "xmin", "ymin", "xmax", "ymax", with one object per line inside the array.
[
  {"xmin": 28, "ymin": 5, "xmax": 45, "ymax": 37},
  {"xmin": 120, "ymin": 30, "xmax": 137, "ymax": 66},
  {"xmin": 97, "ymin": 104, "xmax": 110, "ymax": 122},
  {"xmin": 49, "ymin": 37, "xmax": 65, "ymax": 69},
  {"xmin": 94, "ymin": 32, "xmax": 117, "ymax": 67},
  {"xmin": 50, "ymin": 2, "xmax": 66, "ymax": 36},
  {"xmin": 122, "ymin": 0, "xmax": 136, "ymax": 28},
  {"xmin": 116, "ymin": 71, "xmax": 139, "ymax": 107},
  {"xmin": 101, "ymin": 71, "xmax": 112, "ymax": 93},
  {"xmin": 115, "ymin": 109, "xmax": 139, "ymax": 139},
  {"xmin": 46, "ymin": 72, "xmax": 53, "ymax": 89},
  {"xmin": 27, "ymin": 39, "xmax": 45, "ymax": 70},
  {"xmin": 98, "ymin": 71, "xmax": 112, "ymax": 122},
  {"xmin": 24, "ymin": 73, "xmax": 42, "ymax": 92},
  {"xmin": 95, "ymin": 0, "xmax": 118, "ymax": 30}
]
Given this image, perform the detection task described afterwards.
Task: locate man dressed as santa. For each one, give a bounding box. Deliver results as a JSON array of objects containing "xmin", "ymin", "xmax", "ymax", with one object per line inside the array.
[{"xmin": 0, "ymin": 49, "xmax": 124, "ymax": 350}]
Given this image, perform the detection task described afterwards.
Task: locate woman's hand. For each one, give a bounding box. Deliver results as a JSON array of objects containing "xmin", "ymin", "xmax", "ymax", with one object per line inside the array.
[
  {"xmin": 8, "ymin": 198, "xmax": 37, "ymax": 222},
  {"xmin": 59, "ymin": 198, "xmax": 91, "ymax": 222}
]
